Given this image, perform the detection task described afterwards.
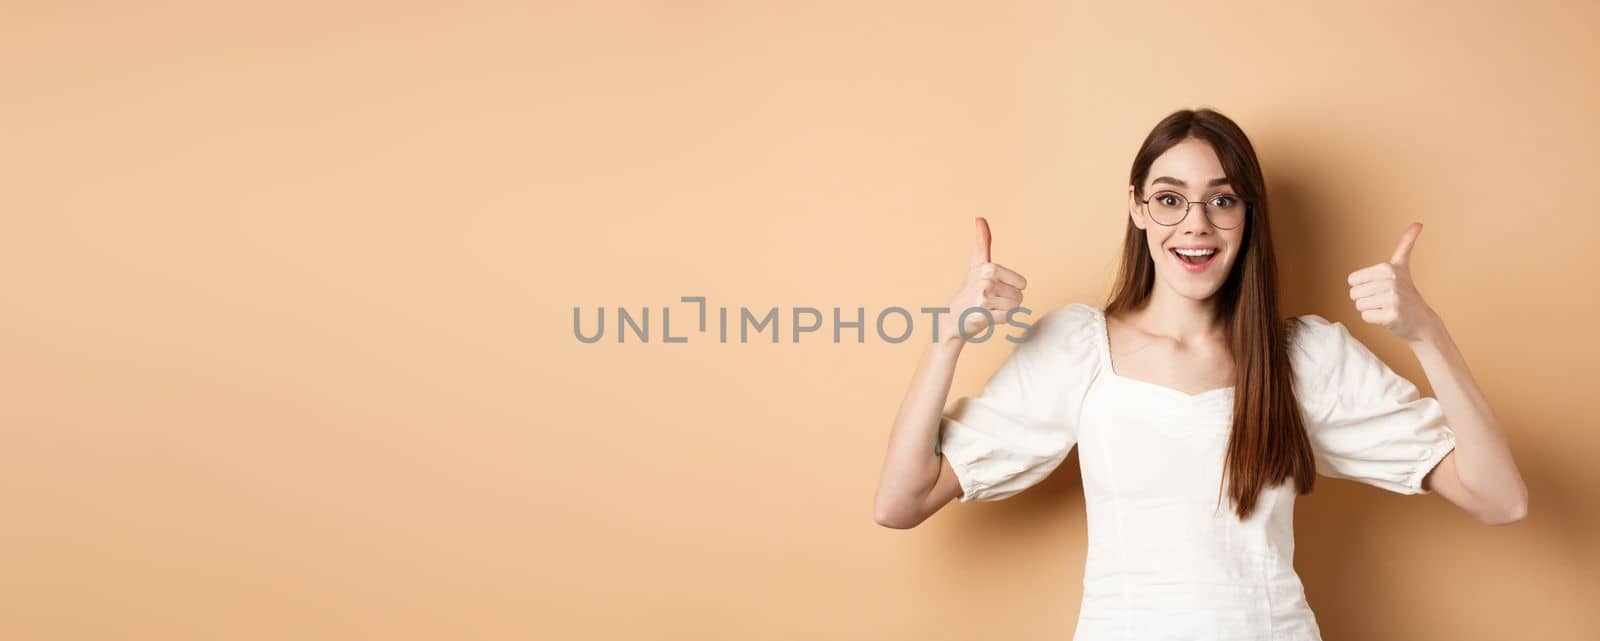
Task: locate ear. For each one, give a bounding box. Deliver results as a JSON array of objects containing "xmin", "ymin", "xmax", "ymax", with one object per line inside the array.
[{"xmin": 1127, "ymin": 185, "xmax": 1147, "ymax": 230}]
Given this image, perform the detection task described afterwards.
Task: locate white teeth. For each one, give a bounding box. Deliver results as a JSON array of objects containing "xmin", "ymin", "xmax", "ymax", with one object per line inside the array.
[{"xmin": 1174, "ymin": 248, "xmax": 1217, "ymax": 257}]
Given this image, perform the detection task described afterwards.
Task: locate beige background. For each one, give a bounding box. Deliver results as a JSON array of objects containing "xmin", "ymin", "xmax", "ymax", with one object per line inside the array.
[{"xmin": 3, "ymin": 1, "xmax": 1597, "ymax": 639}]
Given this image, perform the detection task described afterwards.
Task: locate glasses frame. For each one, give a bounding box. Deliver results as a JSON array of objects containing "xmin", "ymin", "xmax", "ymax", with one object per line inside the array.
[{"xmin": 1140, "ymin": 191, "xmax": 1251, "ymax": 230}]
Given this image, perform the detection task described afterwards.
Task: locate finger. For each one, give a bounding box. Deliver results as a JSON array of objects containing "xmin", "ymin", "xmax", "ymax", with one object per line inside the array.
[
  {"xmin": 1361, "ymin": 308, "xmax": 1391, "ymax": 325},
  {"xmin": 1348, "ymin": 281, "xmax": 1390, "ymax": 300},
  {"xmin": 1390, "ymin": 222, "xmax": 1423, "ymax": 265},
  {"xmin": 1347, "ymin": 262, "xmax": 1396, "ymax": 286},
  {"xmin": 983, "ymin": 281, "xmax": 1024, "ymax": 303},
  {"xmin": 985, "ymin": 297, "xmax": 1021, "ymax": 312},
  {"xmin": 984, "ymin": 305, "xmax": 1020, "ymax": 324},
  {"xmin": 972, "ymin": 217, "xmax": 992, "ymax": 267},
  {"xmin": 1355, "ymin": 294, "xmax": 1395, "ymax": 311},
  {"xmin": 981, "ymin": 263, "xmax": 1028, "ymax": 290}
]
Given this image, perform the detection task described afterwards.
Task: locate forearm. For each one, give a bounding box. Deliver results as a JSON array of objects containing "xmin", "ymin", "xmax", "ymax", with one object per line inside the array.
[
  {"xmin": 874, "ymin": 336, "xmax": 966, "ymax": 522},
  {"xmin": 1409, "ymin": 313, "xmax": 1528, "ymax": 517}
]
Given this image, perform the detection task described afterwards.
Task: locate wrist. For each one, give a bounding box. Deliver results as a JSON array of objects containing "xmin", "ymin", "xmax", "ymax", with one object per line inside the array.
[
  {"xmin": 1408, "ymin": 309, "xmax": 1449, "ymax": 347},
  {"xmin": 936, "ymin": 331, "xmax": 968, "ymax": 350}
]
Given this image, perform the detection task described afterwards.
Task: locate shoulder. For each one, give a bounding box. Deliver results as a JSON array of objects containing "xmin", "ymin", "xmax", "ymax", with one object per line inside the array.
[
  {"xmin": 1021, "ymin": 302, "xmax": 1102, "ymax": 347},
  {"xmin": 1007, "ymin": 302, "xmax": 1105, "ymax": 372},
  {"xmin": 1285, "ymin": 312, "xmax": 1353, "ymax": 369},
  {"xmin": 1284, "ymin": 314, "xmax": 1348, "ymax": 412},
  {"xmin": 1286, "ymin": 313, "xmax": 1395, "ymax": 404},
  {"xmin": 1030, "ymin": 302, "xmax": 1100, "ymax": 334}
]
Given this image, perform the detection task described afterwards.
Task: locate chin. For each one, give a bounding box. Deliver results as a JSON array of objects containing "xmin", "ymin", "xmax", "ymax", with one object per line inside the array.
[
  {"xmin": 1170, "ymin": 283, "xmax": 1225, "ymax": 301},
  {"xmin": 1159, "ymin": 262, "xmax": 1233, "ymax": 301}
]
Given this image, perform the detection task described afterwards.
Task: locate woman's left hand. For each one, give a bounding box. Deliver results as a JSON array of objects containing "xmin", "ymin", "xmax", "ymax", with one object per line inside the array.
[{"xmin": 1347, "ymin": 222, "xmax": 1441, "ymax": 343}]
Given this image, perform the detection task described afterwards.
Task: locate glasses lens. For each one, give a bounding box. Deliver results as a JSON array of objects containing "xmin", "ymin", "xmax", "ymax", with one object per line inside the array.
[
  {"xmin": 1146, "ymin": 191, "xmax": 1189, "ymax": 225},
  {"xmin": 1204, "ymin": 194, "xmax": 1246, "ymax": 229}
]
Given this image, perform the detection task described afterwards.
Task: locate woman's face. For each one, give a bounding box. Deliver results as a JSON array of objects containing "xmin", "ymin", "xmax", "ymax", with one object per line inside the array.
[{"xmin": 1126, "ymin": 137, "xmax": 1247, "ymax": 302}]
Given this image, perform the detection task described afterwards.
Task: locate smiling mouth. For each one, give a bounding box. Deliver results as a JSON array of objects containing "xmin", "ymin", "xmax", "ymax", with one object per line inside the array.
[{"xmin": 1170, "ymin": 248, "xmax": 1218, "ymax": 271}]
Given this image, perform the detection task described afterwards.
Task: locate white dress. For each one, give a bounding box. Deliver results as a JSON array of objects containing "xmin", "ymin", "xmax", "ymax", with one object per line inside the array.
[{"xmin": 937, "ymin": 302, "xmax": 1457, "ymax": 641}]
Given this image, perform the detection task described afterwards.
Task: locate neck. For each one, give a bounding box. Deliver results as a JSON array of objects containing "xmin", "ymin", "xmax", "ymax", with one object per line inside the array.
[{"xmin": 1131, "ymin": 284, "xmax": 1225, "ymax": 344}]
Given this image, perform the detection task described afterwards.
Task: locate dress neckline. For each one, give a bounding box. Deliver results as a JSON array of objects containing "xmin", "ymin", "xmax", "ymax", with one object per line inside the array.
[{"xmin": 1087, "ymin": 304, "xmax": 1236, "ymax": 401}]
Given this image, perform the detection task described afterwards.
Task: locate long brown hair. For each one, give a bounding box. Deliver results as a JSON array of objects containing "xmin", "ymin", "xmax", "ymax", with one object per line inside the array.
[{"xmin": 1105, "ymin": 108, "xmax": 1314, "ymax": 519}]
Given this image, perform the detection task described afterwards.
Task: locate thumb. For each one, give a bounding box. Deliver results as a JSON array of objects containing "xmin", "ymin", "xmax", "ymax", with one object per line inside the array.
[
  {"xmin": 971, "ymin": 217, "xmax": 992, "ymax": 266},
  {"xmin": 1390, "ymin": 222, "xmax": 1423, "ymax": 265}
]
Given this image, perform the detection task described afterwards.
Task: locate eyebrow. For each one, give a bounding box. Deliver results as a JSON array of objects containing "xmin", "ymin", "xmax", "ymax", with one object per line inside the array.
[{"xmin": 1151, "ymin": 176, "xmax": 1231, "ymax": 188}]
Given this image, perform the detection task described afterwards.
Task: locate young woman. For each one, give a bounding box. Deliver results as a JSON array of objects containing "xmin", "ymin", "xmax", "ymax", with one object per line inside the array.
[{"xmin": 871, "ymin": 108, "xmax": 1527, "ymax": 640}]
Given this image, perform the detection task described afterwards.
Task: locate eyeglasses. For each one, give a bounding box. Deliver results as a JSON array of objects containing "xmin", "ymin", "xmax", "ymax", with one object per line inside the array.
[{"xmin": 1140, "ymin": 190, "xmax": 1249, "ymax": 230}]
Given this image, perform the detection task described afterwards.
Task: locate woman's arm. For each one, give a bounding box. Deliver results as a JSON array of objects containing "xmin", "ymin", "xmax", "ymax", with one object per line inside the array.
[
  {"xmin": 873, "ymin": 218, "xmax": 1027, "ymax": 529},
  {"xmin": 1347, "ymin": 223, "xmax": 1528, "ymax": 525},
  {"xmin": 872, "ymin": 338, "xmax": 970, "ymax": 529},
  {"xmin": 1408, "ymin": 318, "xmax": 1527, "ymax": 524}
]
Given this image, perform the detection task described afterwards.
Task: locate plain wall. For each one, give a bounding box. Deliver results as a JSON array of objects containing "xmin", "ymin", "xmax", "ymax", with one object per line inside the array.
[{"xmin": 3, "ymin": 1, "xmax": 1597, "ymax": 639}]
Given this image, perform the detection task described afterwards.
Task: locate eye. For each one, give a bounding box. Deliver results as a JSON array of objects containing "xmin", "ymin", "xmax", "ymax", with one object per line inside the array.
[
  {"xmin": 1154, "ymin": 192, "xmax": 1183, "ymax": 207},
  {"xmin": 1210, "ymin": 195, "xmax": 1240, "ymax": 208}
]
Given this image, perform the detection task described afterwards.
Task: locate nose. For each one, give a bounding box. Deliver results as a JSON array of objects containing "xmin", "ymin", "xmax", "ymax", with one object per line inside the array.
[{"xmin": 1178, "ymin": 201, "xmax": 1216, "ymax": 234}]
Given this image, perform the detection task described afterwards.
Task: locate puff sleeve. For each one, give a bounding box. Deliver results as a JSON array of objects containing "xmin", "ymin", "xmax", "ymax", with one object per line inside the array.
[
  {"xmin": 1289, "ymin": 314, "xmax": 1458, "ymax": 495},
  {"xmin": 937, "ymin": 303, "xmax": 1102, "ymax": 502}
]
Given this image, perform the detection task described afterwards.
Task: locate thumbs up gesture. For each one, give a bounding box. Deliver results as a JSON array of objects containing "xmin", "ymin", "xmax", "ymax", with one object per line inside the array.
[
  {"xmin": 1346, "ymin": 222, "xmax": 1441, "ymax": 343},
  {"xmin": 943, "ymin": 217, "xmax": 1028, "ymax": 343}
]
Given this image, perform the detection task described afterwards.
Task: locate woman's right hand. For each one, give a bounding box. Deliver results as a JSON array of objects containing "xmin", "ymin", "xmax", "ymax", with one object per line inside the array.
[{"xmin": 941, "ymin": 217, "xmax": 1028, "ymax": 344}]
